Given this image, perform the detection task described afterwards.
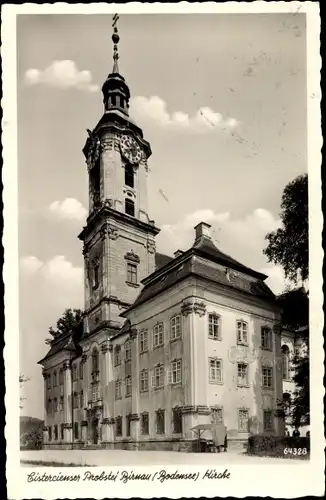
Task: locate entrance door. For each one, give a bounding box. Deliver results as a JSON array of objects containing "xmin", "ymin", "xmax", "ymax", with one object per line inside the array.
[{"xmin": 92, "ymin": 419, "xmax": 99, "ymax": 445}]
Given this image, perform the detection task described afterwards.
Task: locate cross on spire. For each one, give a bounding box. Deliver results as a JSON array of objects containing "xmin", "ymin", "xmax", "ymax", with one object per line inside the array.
[{"xmin": 112, "ymin": 14, "xmax": 120, "ymax": 73}]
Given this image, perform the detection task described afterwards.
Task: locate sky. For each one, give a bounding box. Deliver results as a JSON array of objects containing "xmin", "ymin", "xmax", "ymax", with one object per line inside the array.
[{"xmin": 17, "ymin": 13, "xmax": 307, "ymax": 418}]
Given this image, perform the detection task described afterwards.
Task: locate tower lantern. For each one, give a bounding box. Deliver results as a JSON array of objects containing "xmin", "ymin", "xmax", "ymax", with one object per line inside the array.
[{"xmin": 102, "ymin": 14, "xmax": 130, "ymax": 115}]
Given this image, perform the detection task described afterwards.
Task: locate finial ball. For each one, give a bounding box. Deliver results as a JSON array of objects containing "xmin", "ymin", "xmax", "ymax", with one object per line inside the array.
[{"xmin": 112, "ymin": 33, "xmax": 120, "ymax": 44}]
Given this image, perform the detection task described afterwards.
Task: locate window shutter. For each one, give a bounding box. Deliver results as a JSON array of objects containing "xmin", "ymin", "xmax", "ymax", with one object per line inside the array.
[
  {"xmin": 167, "ymin": 369, "xmax": 172, "ymax": 385},
  {"xmin": 151, "ymin": 372, "xmax": 155, "ymax": 388}
]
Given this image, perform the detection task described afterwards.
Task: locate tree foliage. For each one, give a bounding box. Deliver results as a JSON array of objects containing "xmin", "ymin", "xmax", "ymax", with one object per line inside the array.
[
  {"xmin": 264, "ymin": 174, "xmax": 308, "ymax": 283},
  {"xmin": 20, "ymin": 417, "xmax": 44, "ymax": 450},
  {"xmin": 47, "ymin": 308, "xmax": 83, "ymax": 341}
]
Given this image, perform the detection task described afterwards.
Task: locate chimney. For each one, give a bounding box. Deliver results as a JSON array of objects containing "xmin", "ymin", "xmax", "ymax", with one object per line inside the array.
[
  {"xmin": 194, "ymin": 222, "xmax": 211, "ymax": 243},
  {"xmin": 174, "ymin": 250, "xmax": 183, "ymax": 259}
]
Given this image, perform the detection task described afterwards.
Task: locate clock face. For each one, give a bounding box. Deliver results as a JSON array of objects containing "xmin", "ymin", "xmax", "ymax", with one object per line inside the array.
[{"xmin": 120, "ymin": 135, "xmax": 142, "ymax": 165}]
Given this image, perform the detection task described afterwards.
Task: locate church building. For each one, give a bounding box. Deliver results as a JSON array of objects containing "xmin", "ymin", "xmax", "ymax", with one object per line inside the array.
[{"xmin": 39, "ymin": 17, "xmax": 285, "ymax": 451}]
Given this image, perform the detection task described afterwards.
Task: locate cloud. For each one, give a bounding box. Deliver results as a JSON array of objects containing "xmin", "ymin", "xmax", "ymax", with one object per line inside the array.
[
  {"xmin": 130, "ymin": 96, "xmax": 239, "ymax": 133},
  {"xmin": 156, "ymin": 208, "xmax": 285, "ymax": 294},
  {"xmin": 20, "ymin": 255, "xmax": 83, "ymax": 287},
  {"xmin": 20, "ymin": 256, "xmax": 43, "ymax": 275},
  {"xmin": 24, "ymin": 60, "xmax": 99, "ymax": 92},
  {"xmin": 48, "ymin": 198, "xmax": 87, "ymax": 222}
]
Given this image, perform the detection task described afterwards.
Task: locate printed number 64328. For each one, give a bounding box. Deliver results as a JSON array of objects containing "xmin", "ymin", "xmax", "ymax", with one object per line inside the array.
[{"xmin": 284, "ymin": 448, "xmax": 307, "ymax": 455}]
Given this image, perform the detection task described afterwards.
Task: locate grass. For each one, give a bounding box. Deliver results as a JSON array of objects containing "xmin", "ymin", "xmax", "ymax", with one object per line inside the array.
[{"xmin": 20, "ymin": 460, "xmax": 93, "ymax": 467}]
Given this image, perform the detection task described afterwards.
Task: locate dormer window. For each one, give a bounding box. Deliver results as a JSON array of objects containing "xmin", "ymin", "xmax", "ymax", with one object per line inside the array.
[
  {"xmin": 125, "ymin": 198, "xmax": 135, "ymax": 217},
  {"xmin": 125, "ymin": 164, "xmax": 134, "ymax": 188}
]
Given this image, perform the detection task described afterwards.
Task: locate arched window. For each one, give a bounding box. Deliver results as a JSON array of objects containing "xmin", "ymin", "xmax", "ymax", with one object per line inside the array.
[
  {"xmin": 125, "ymin": 198, "xmax": 135, "ymax": 217},
  {"xmin": 92, "ymin": 347, "xmax": 99, "ymax": 373},
  {"xmin": 282, "ymin": 345, "xmax": 290, "ymax": 380},
  {"xmin": 125, "ymin": 164, "xmax": 134, "ymax": 188},
  {"xmin": 92, "ymin": 258, "xmax": 100, "ymax": 289}
]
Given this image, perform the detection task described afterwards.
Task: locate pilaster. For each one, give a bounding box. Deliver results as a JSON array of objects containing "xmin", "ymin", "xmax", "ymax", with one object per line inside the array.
[{"xmin": 63, "ymin": 361, "xmax": 72, "ymax": 438}]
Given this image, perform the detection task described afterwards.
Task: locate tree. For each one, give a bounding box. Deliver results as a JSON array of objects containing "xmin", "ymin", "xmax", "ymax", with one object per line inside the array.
[
  {"xmin": 47, "ymin": 308, "xmax": 83, "ymax": 342},
  {"xmin": 264, "ymin": 174, "xmax": 309, "ymax": 430},
  {"xmin": 264, "ymin": 173, "xmax": 308, "ymax": 284},
  {"xmin": 277, "ymin": 289, "xmax": 310, "ymax": 428}
]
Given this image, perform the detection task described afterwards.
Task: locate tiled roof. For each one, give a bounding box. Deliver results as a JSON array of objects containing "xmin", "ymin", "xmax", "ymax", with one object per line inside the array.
[
  {"xmin": 38, "ymin": 321, "xmax": 83, "ymax": 365},
  {"xmin": 123, "ymin": 237, "xmax": 275, "ymax": 314},
  {"xmin": 155, "ymin": 252, "xmax": 173, "ymax": 270}
]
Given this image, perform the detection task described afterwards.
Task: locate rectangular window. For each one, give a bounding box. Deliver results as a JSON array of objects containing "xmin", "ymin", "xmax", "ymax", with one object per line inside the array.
[
  {"xmin": 261, "ymin": 327, "xmax": 272, "ymax": 350},
  {"xmin": 47, "ymin": 399, "xmax": 52, "ymax": 414},
  {"xmin": 125, "ymin": 198, "xmax": 135, "ymax": 217},
  {"xmin": 263, "ymin": 410, "xmax": 274, "ymax": 431},
  {"xmin": 171, "ymin": 360, "xmax": 182, "ymax": 384},
  {"xmin": 54, "ymin": 424, "xmax": 58, "ymax": 441},
  {"xmin": 114, "ymin": 347, "xmax": 121, "ymax": 366},
  {"xmin": 115, "ymin": 380, "xmax": 122, "ymax": 400},
  {"xmin": 209, "ymin": 358, "xmax": 223, "ymax": 383},
  {"xmin": 92, "ymin": 382, "xmax": 100, "ymax": 403},
  {"xmin": 156, "ymin": 410, "xmax": 165, "ymax": 435},
  {"xmin": 172, "ymin": 408, "xmax": 183, "ymax": 434},
  {"xmin": 73, "ymin": 392, "xmax": 78, "ymax": 409},
  {"xmin": 48, "ymin": 426, "xmax": 52, "ymax": 442},
  {"xmin": 125, "ymin": 340, "xmax": 132, "ymax": 361},
  {"xmin": 211, "ymin": 407, "xmax": 223, "ymax": 425},
  {"xmin": 72, "ymin": 364, "xmax": 77, "ymax": 382},
  {"xmin": 153, "ymin": 365, "xmax": 164, "ymax": 389},
  {"xmin": 74, "ymin": 422, "xmax": 79, "ymax": 440},
  {"xmin": 139, "ymin": 330, "xmax": 148, "ymax": 353},
  {"xmin": 153, "ymin": 323, "xmax": 164, "ymax": 348},
  {"xmin": 125, "ymin": 376, "xmax": 132, "ymax": 397},
  {"xmin": 53, "ymin": 397, "xmax": 58, "ymax": 413},
  {"xmin": 80, "ymin": 390, "xmax": 84, "ymax": 409},
  {"xmin": 237, "ymin": 363, "xmax": 249, "ymax": 387},
  {"xmin": 125, "ymin": 164, "xmax": 134, "ymax": 188},
  {"xmin": 59, "ymin": 368, "xmax": 64, "ymax": 386},
  {"xmin": 140, "ymin": 369, "xmax": 149, "ymax": 393},
  {"xmin": 47, "ymin": 375, "xmax": 51, "ymax": 390},
  {"xmin": 262, "ymin": 366, "xmax": 273, "ymax": 388},
  {"xmin": 116, "ymin": 416, "xmax": 122, "ymax": 437},
  {"xmin": 79, "ymin": 362, "xmax": 84, "ymax": 380},
  {"xmin": 237, "ymin": 320, "xmax": 248, "ymax": 344},
  {"xmin": 238, "ymin": 409, "xmax": 249, "ymax": 432},
  {"xmin": 53, "ymin": 371, "xmax": 57, "ymax": 387},
  {"xmin": 170, "ymin": 315, "xmax": 181, "ymax": 340},
  {"xmin": 208, "ymin": 314, "xmax": 221, "ymax": 340},
  {"xmin": 60, "ymin": 424, "xmax": 64, "ymax": 440},
  {"xmin": 127, "ymin": 263, "xmax": 137, "ymax": 284},
  {"xmin": 141, "ymin": 412, "xmax": 149, "ymax": 435},
  {"xmin": 59, "ymin": 396, "xmax": 64, "ymax": 412},
  {"xmin": 126, "ymin": 415, "xmax": 131, "ymax": 437}
]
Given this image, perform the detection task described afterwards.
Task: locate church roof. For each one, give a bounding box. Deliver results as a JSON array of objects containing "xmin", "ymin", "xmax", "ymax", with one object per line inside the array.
[
  {"xmin": 38, "ymin": 334, "xmax": 77, "ymax": 365},
  {"xmin": 122, "ymin": 223, "xmax": 275, "ymax": 315},
  {"xmin": 155, "ymin": 252, "xmax": 174, "ymax": 270},
  {"xmin": 38, "ymin": 321, "xmax": 83, "ymax": 365}
]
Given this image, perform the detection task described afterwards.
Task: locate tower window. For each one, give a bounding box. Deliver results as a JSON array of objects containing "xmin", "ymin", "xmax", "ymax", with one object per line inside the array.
[
  {"xmin": 127, "ymin": 263, "xmax": 137, "ymax": 284},
  {"xmin": 111, "ymin": 95, "xmax": 116, "ymax": 107},
  {"xmin": 92, "ymin": 258, "xmax": 100, "ymax": 289},
  {"xmin": 125, "ymin": 198, "xmax": 135, "ymax": 217},
  {"xmin": 125, "ymin": 164, "xmax": 134, "ymax": 188}
]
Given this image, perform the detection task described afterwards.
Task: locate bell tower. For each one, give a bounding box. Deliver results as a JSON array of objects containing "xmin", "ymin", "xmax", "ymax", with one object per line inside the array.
[{"xmin": 79, "ymin": 15, "xmax": 160, "ymax": 338}]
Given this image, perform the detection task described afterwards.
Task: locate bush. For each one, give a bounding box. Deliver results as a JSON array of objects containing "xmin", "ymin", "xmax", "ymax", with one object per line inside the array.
[
  {"xmin": 248, "ymin": 435, "xmax": 310, "ymax": 458},
  {"xmin": 20, "ymin": 426, "xmax": 43, "ymax": 450}
]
